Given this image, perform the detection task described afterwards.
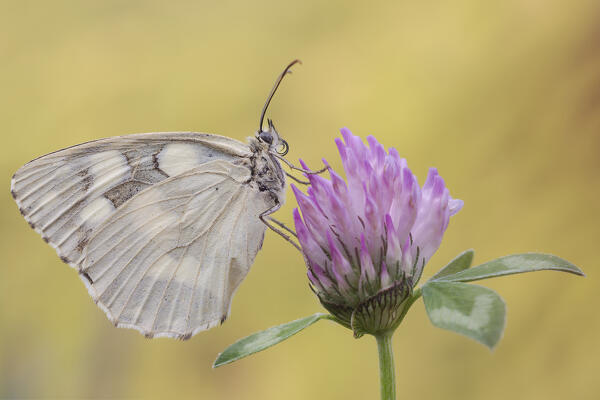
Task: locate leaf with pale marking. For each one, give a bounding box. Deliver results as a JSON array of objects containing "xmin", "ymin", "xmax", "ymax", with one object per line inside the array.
[
  {"xmin": 214, "ymin": 313, "xmax": 331, "ymax": 367},
  {"xmin": 430, "ymin": 249, "xmax": 475, "ymax": 281},
  {"xmin": 432, "ymin": 253, "xmax": 584, "ymax": 283},
  {"xmin": 422, "ymin": 281, "xmax": 506, "ymax": 349}
]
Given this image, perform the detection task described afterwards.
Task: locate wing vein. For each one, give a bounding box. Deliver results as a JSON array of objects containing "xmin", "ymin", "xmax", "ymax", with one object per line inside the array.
[
  {"xmin": 39, "ymin": 159, "xmax": 133, "ymax": 230},
  {"xmin": 182, "ymin": 185, "xmax": 244, "ymax": 334},
  {"xmin": 115, "ymin": 181, "xmax": 239, "ymax": 327},
  {"xmin": 88, "ymin": 177, "xmax": 228, "ymax": 251},
  {"xmin": 220, "ymin": 188, "xmax": 249, "ymax": 316},
  {"xmin": 23, "ymin": 151, "xmax": 143, "ymax": 208},
  {"xmin": 85, "ymin": 194, "xmax": 198, "ymax": 255},
  {"xmin": 150, "ymin": 244, "xmax": 190, "ymax": 333},
  {"xmin": 99, "ymin": 186, "xmax": 227, "ymax": 305},
  {"xmin": 89, "ymin": 202, "xmax": 188, "ymax": 283},
  {"xmin": 12, "ymin": 163, "xmax": 57, "ymax": 188}
]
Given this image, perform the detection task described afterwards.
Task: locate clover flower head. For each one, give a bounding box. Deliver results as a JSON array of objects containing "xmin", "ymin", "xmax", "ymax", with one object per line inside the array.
[{"xmin": 292, "ymin": 128, "xmax": 463, "ymax": 335}]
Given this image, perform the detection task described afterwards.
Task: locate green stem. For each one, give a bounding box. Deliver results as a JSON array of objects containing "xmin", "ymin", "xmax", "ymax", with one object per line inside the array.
[
  {"xmin": 375, "ymin": 332, "xmax": 396, "ymax": 400},
  {"xmin": 373, "ymin": 287, "xmax": 423, "ymax": 399}
]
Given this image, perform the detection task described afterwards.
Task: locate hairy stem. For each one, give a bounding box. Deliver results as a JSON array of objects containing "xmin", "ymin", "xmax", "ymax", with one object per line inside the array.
[{"xmin": 375, "ymin": 332, "xmax": 396, "ymax": 400}]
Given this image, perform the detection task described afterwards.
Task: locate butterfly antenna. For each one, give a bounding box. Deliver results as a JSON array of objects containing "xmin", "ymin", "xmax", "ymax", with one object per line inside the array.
[{"xmin": 259, "ymin": 59, "xmax": 302, "ymax": 133}]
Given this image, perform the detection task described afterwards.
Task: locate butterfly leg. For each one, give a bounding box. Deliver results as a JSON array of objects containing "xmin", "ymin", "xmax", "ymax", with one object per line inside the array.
[
  {"xmin": 274, "ymin": 154, "xmax": 328, "ymax": 175},
  {"xmin": 266, "ymin": 216, "xmax": 297, "ymax": 238},
  {"xmin": 285, "ymin": 172, "xmax": 310, "ymax": 185},
  {"xmin": 259, "ymin": 204, "xmax": 302, "ymax": 251}
]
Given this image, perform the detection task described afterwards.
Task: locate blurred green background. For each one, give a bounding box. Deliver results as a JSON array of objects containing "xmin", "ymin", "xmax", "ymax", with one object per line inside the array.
[{"xmin": 1, "ymin": 0, "xmax": 598, "ymax": 399}]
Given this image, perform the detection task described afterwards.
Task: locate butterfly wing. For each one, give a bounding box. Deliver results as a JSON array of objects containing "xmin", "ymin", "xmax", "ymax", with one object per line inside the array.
[
  {"xmin": 82, "ymin": 160, "xmax": 270, "ymax": 338},
  {"xmin": 11, "ymin": 132, "xmax": 251, "ymax": 266},
  {"xmin": 12, "ymin": 133, "xmax": 272, "ymax": 338}
]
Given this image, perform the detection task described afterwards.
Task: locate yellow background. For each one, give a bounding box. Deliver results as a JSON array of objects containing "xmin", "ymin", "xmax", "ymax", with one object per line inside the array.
[{"xmin": 1, "ymin": 1, "xmax": 598, "ymax": 399}]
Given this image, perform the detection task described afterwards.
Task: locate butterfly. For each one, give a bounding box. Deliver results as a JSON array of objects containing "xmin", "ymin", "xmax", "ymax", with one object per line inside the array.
[{"xmin": 11, "ymin": 60, "xmax": 319, "ymax": 340}]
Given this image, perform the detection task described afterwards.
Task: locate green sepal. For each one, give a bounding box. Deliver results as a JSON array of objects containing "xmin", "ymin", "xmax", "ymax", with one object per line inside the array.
[
  {"xmin": 213, "ymin": 313, "xmax": 331, "ymax": 367},
  {"xmin": 422, "ymin": 281, "xmax": 506, "ymax": 349},
  {"xmin": 431, "ymin": 253, "xmax": 584, "ymax": 283},
  {"xmin": 350, "ymin": 281, "xmax": 411, "ymax": 338}
]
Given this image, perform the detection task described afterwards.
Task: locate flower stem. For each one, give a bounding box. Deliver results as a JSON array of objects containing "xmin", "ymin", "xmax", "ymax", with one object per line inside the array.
[{"xmin": 375, "ymin": 332, "xmax": 396, "ymax": 400}]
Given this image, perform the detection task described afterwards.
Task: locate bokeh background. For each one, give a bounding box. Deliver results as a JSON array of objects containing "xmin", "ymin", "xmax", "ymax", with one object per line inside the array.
[{"xmin": 1, "ymin": 1, "xmax": 598, "ymax": 399}]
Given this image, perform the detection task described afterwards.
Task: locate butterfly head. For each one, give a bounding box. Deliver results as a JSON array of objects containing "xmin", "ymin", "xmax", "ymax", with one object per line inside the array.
[
  {"xmin": 256, "ymin": 60, "xmax": 300, "ymax": 158},
  {"xmin": 257, "ymin": 119, "xmax": 289, "ymax": 156}
]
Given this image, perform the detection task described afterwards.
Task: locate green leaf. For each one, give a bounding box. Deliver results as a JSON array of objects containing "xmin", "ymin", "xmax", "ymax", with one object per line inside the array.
[
  {"xmin": 432, "ymin": 253, "xmax": 584, "ymax": 283},
  {"xmin": 213, "ymin": 313, "xmax": 331, "ymax": 367},
  {"xmin": 430, "ymin": 249, "xmax": 474, "ymax": 281},
  {"xmin": 422, "ymin": 281, "xmax": 506, "ymax": 349}
]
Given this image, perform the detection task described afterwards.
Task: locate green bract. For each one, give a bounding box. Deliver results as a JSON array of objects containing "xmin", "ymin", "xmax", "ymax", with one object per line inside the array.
[
  {"xmin": 419, "ymin": 252, "xmax": 584, "ymax": 349},
  {"xmin": 422, "ymin": 282, "xmax": 505, "ymax": 349},
  {"xmin": 213, "ymin": 314, "xmax": 332, "ymax": 367},
  {"xmin": 216, "ymin": 251, "xmax": 583, "ymax": 365}
]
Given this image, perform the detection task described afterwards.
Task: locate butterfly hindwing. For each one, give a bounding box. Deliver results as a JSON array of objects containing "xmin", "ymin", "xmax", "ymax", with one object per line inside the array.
[
  {"xmin": 12, "ymin": 133, "xmax": 271, "ymax": 338},
  {"xmin": 82, "ymin": 160, "xmax": 270, "ymax": 338}
]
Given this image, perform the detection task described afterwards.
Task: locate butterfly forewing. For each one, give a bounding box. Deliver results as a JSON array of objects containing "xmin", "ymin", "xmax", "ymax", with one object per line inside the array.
[
  {"xmin": 12, "ymin": 132, "xmax": 274, "ymax": 339},
  {"xmin": 11, "ymin": 133, "xmax": 250, "ymax": 264}
]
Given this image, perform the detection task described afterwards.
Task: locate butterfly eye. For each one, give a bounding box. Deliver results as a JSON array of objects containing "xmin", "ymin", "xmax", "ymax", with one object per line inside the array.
[
  {"xmin": 276, "ymin": 139, "xmax": 289, "ymax": 156},
  {"xmin": 258, "ymin": 131, "xmax": 273, "ymax": 144}
]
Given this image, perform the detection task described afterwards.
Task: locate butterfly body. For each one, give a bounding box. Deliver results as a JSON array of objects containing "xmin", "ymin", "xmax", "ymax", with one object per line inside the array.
[
  {"xmin": 248, "ymin": 136, "xmax": 287, "ymax": 205},
  {"xmin": 12, "ymin": 131, "xmax": 286, "ymax": 339}
]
